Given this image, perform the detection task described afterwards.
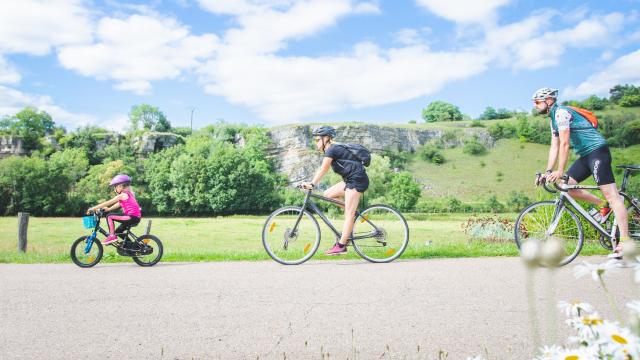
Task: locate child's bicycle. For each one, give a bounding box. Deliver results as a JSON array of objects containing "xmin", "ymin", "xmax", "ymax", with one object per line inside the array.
[{"xmin": 70, "ymin": 209, "xmax": 164, "ymax": 268}]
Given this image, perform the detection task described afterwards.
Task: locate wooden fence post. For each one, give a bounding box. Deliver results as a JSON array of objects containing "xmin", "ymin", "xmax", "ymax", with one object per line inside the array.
[
  {"xmin": 145, "ymin": 219, "xmax": 152, "ymax": 235},
  {"xmin": 18, "ymin": 212, "xmax": 29, "ymax": 252}
]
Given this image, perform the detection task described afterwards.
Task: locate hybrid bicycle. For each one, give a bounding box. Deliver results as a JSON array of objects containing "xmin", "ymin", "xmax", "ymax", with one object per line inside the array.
[
  {"xmin": 70, "ymin": 209, "xmax": 164, "ymax": 268},
  {"xmin": 514, "ymin": 165, "xmax": 640, "ymax": 266},
  {"xmin": 262, "ymin": 185, "xmax": 410, "ymax": 265}
]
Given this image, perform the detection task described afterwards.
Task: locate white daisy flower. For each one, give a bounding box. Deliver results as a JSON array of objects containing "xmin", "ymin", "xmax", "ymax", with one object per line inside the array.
[
  {"xmin": 573, "ymin": 260, "xmax": 621, "ymax": 282},
  {"xmin": 597, "ymin": 322, "xmax": 640, "ymax": 358},
  {"xmin": 534, "ymin": 344, "xmax": 562, "ymax": 359},
  {"xmin": 557, "ymin": 345, "xmax": 599, "ymax": 359},
  {"xmin": 558, "ymin": 300, "xmax": 593, "ymax": 318},
  {"xmin": 627, "ymin": 300, "xmax": 640, "ymax": 315}
]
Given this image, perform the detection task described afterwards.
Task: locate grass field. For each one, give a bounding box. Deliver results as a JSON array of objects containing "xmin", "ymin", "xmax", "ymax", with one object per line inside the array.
[{"xmin": 0, "ymin": 213, "xmax": 610, "ymax": 264}]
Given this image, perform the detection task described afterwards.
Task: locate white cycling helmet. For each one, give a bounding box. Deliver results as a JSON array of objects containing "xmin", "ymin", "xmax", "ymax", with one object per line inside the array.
[{"xmin": 532, "ymin": 87, "xmax": 559, "ymax": 101}]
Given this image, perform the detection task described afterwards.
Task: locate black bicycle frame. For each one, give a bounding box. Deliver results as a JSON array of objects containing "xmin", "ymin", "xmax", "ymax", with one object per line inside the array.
[{"xmin": 291, "ymin": 189, "xmax": 380, "ymax": 241}]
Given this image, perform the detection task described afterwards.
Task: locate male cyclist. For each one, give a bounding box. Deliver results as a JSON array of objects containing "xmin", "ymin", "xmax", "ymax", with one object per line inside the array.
[{"xmin": 533, "ymin": 87, "xmax": 629, "ymax": 258}]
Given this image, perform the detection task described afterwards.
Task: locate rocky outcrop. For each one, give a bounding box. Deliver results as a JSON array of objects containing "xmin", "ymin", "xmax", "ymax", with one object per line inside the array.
[
  {"xmin": 0, "ymin": 136, "xmax": 26, "ymax": 158},
  {"xmin": 266, "ymin": 124, "xmax": 494, "ymax": 182},
  {"xmin": 133, "ymin": 132, "xmax": 184, "ymax": 155}
]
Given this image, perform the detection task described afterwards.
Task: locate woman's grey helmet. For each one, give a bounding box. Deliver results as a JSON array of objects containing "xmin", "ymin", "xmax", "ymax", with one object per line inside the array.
[{"xmin": 312, "ymin": 126, "xmax": 336, "ymax": 138}]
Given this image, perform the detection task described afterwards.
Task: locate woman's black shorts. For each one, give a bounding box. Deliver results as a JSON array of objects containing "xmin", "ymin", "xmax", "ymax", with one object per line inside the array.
[{"xmin": 344, "ymin": 172, "xmax": 369, "ymax": 193}]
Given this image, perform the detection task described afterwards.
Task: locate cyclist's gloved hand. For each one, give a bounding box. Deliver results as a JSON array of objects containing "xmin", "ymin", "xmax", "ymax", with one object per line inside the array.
[
  {"xmin": 299, "ymin": 182, "xmax": 315, "ymax": 190},
  {"xmin": 547, "ymin": 170, "xmax": 563, "ymax": 183}
]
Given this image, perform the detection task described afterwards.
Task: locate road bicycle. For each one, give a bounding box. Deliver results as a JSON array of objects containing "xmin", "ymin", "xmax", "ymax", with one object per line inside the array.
[
  {"xmin": 514, "ymin": 165, "xmax": 640, "ymax": 266},
  {"xmin": 70, "ymin": 209, "xmax": 164, "ymax": 268},
  {"xmin": 262, "ymin": 186, "xmax": 409, "ymax": 265}
]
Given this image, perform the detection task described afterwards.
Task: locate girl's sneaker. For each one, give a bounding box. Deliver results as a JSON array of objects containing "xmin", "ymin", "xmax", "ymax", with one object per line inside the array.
[
  {"xmin": 325, "ymin": 243, "xmax": 347, "ymax": 255},
  {"xmin": 103, "ymin": 235, "xmax": 118, "ymax": 245}
]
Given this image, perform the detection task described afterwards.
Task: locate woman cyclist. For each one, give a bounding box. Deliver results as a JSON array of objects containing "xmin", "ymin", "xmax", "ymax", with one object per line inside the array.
[{"xmin": 301, "ymin": 126, "xmax": 369, "ymax": 255}]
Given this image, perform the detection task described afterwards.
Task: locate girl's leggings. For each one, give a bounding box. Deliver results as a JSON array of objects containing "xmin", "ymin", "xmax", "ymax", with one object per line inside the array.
[{"xmin": 106, "ymin": 214, "xmax": 140, "ymax": 236}]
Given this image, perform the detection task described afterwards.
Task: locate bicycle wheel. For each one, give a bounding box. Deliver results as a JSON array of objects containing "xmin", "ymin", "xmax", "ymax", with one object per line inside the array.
[
  {"xmin": 629, "ymin": 205, "xmax": 640, "ymax": 240},
  {"xmin": 132, "ymin": 235, "xmax": 163, "ymax": 267},
  {"xmin": 514, "ymin": 201, "xmax": 584, "ymax": 266},
  {"xmin": 262, "ymin": 207, "xmax": 321, "ymax": 265},
  {"xmin": 70, "ymin": 236, "xmax": 103, "ymax": 268},
  {"xmin": 351, "ymin": 205, "xmax": 409, "ymax": 263}
]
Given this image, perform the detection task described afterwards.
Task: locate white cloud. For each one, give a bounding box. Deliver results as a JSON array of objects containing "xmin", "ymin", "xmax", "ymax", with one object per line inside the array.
[
  {"xmin": 394, "ymin": 27, "xmax": 432, "ymax": 46},
  {"xmin": 415, "ymin": 0, "xmax": 511, "ymax": 24},
  {"xmin": 0, "ymin": 0, "xmax": 93, "ymax": 55},
  {"xmin": 58, "ymin": 14, "xmax": 219, "ymax": 94},
  {"xmin": 483, "ymin": 12, "xmax": 627, "ymax": 70},
  {"xmin": 564, "ymin": 49, "xmax": 640, "ymax": 98},
  {"xmin": 0, "ymin": 85, "xmax": 98, "ymax": 129},
  {"xmin": 0, "ymin": 57, "xmax": 21, "ymax": 84},
  {"xmin": 201, "ymin": 44, "xmax": 487, "ymax": 123}
]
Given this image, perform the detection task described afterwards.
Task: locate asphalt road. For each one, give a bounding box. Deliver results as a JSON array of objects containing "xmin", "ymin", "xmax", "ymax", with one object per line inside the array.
[{"xmin": 0, "ymin": 256, "xmax": 637, "ymax": 359}]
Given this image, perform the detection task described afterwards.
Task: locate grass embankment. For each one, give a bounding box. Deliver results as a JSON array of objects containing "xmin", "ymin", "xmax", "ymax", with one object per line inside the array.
[
  {"xmin": 0, "ymin": 214, "xmax": 609, "ymax": 264},
  {"xmin": 408, "ymin": 139, "xmax": 640, "ymax": 203}
]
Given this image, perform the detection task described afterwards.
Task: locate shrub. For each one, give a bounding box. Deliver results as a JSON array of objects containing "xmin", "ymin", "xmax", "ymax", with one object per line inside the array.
[
  {"xmin": 463, "ymin": 138, "xmax": 486, "ymax": 155},
  {"xmin": 484, "ymin": 195, "xmax": 505, "ymax": 213},
  {"xmin": 419, "ymin": 144, "xmax": 445, "ymax": 164},
  {"xmin": 506, "ymin": 191, "xmax": 531, "ymax": 212}
]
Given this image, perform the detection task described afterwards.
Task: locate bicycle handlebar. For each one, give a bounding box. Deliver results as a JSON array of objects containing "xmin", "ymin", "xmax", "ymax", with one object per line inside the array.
[{"xmin": 536, "ymin": 172, "xmax": 569, "ymax": 194}]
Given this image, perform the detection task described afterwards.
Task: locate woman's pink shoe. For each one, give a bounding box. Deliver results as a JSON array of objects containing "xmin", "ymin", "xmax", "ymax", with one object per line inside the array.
[
  {"xmin": 325, "ymin": 243, "xmax": 347, "ymax": 255},
  {"xmin": 103, "ymin": 235, "xmax": 118, "ymax": 245}
]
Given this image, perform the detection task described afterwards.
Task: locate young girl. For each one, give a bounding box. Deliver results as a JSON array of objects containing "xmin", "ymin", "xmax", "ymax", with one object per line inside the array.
[
  {"xmin": 87, "ymin": 174, "xmax": 142, "ymax": 245},
  {"xmin": 301, "ymin": 126, "xmax": 369, "ymax": 255}
]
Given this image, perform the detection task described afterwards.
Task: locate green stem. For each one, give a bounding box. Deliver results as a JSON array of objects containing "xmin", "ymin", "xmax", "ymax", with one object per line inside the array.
[
  {"xmin": 599, "ymin": 277, "xmax": 622, "ymax": 323},
  {"xmin": 527, "ymin": 268, "xmax": 540, "ymax": 355}
]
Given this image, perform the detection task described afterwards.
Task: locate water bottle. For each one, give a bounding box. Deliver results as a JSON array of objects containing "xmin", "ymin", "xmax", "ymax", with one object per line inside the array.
[{"xmin": 588, "ymin": 208, "xmax": 602, "ymax": 222}]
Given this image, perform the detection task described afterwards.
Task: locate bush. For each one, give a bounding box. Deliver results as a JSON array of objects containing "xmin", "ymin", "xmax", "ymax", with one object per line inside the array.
[
  {"xmin": 419, "ymin": 145, "xmax": 445, "ymax": 164},
  {"xmin": 463, "ymin": 138, "xmax": 486, "ymax": 155},
  {"xmin": 484, "ymin": 195, "xmax": 505, "ymax": 213},
  {"xmin": 470, "ymin": 120, "xmax": 485, "ymax": 128},
  {"xmin": 619, "ymin": 94, "xmax": 640, "ymax": 107},
  {"xmin": 506, "ymin": 191, "xmax": 531, "ymax": 212}
]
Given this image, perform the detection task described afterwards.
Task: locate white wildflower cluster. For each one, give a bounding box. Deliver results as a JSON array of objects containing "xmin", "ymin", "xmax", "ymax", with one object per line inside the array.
[{"xmin": 533, "ymin": 300, "xmax": 640, "ymax": 359}]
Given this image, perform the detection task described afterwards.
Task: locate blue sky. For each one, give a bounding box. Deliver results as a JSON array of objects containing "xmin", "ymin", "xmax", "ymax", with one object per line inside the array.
[{"xmin": 0, "ymin": 0, "xmax": 639, "ymax": 131}]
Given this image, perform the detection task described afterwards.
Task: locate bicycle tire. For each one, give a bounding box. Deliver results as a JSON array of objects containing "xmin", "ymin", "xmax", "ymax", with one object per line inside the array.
[
  {"xmin": 514, "ymin": 201, "xmax": 584, "ymax": 266},
  {"xmin": 132, "ymin": 235, "xmax": 163, "ymax": 267},
  {"xmin": 70, "ymin": 236, "xmax": 103, "ymax": 268},
  {"xmin": 351, "ymin": 204, "xmax": 409, "ymax": 263},
  {"xmin": 262, "ymin": 206, "xmax": 321, "ymax": 265}
]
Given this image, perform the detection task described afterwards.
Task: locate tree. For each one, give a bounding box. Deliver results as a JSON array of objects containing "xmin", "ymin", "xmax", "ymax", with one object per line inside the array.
[
  {"xmin": 610, "ymin": 84, "xmax": 639, "ymax": 104},
  {"xmin": 129, "ymin": 104, "xmax": 171, "ymax": 132},
  {"xmin": 581, "ymin": 95, "xmax": 608, "ymax": 110},
  {"xmin": 385, "ymin": 172, "xmax": 421, "ymax": 211},
  {"xmin": 3, "ymin": 107, "xmax": 55, "ymax": 152},
  {"xmin": 619, "ymin": 94, "xmax": 640, "ymax": 107},
  {"xmin": 479, "ymin": 107, "xmax": 498, "ymax": 120},
  {"xmin": 421, "ymin": 101, "xmax": 463, "ymax": 122}
]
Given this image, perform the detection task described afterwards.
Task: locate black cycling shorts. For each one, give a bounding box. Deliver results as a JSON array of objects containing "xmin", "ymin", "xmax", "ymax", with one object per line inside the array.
[
  {"xmin": 344, "ymin": 172, "xmax": 369, "ymax": 193},
  {"xmin": 567, "ymin": 146, "xmax": 615, "ymax": 186}
]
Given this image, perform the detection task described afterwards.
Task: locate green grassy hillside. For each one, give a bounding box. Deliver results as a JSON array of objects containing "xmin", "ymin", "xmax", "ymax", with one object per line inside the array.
[{"xmin": 408, "ymin": 139, "xmax": 640, "ymax": 203}]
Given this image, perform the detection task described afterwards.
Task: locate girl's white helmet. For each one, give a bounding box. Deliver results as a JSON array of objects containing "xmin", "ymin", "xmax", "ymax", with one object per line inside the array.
[{"xmin": 532, "ymin": 87, "xmax": 559, "ymax": 101}]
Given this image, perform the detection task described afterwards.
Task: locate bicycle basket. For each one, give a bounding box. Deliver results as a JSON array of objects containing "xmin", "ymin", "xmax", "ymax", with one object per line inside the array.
[{"xmin": 82, "ymin": 216, "xmax": 97, "ymax": 229}]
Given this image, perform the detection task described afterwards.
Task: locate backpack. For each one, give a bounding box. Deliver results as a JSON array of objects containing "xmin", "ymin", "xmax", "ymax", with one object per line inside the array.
[
  {"xmin": 567, "ymin": 106, "xmax": 598, "ymax": 129},
  {"xmin": 336, "ymin": 143, "xmax": 371, "ymax": 167}
]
